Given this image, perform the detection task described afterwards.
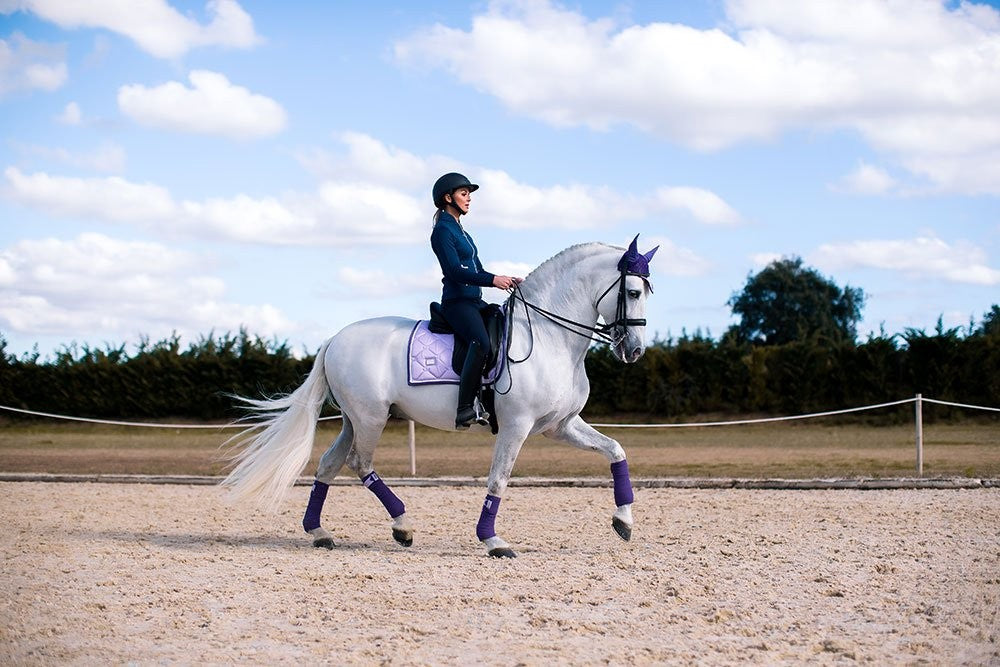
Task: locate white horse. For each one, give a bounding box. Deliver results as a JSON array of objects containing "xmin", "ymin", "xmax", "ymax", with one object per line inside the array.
[{"xmin": 221, "ymin": 237, "xmax": 658, "ymax": 557}]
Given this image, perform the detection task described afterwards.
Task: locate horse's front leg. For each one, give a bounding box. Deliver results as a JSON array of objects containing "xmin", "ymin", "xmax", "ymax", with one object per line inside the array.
[
  {"xmin": 477, "ymin": 421, "xmax": 532, "ymax": 558},
  {"xmin": 545, "ymin": 415, "xmax": 634, "ymax": 542}
]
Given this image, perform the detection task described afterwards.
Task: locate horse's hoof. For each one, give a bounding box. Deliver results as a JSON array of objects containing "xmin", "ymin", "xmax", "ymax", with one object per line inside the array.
[
  {"xmin": 612, "ymin": 516, "xmax": 632, "ymax": 542},
  {"xmin": 392, "ymin": 528, "xmax": 413, "ymax": 547},
  {"xmin": 313, "ymin": 536, "xmax": 335, "ymax": 550},
  {"xmin": 488, "ymin": 547, "xmax": 517, "ymax": 558},
  {"xmin": 308, "ymin": 527, "xmax": 335, "ymax": 549}
]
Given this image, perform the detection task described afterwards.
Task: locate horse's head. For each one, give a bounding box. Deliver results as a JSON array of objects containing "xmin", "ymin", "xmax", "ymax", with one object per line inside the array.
[{"xmin": 597, "ymin": 235, "xmax": 658, "ymax": 364}]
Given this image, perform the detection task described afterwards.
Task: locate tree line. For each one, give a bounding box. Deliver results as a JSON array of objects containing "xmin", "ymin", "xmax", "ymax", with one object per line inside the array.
[
  {"xmin": 584, "ymin": 324, "xmax": 999, "ymax": 421},
  {"xmin": 1, "ymin": 322, "xmax": 996, "ymax": 423},
  {"xmin": 1, "ymin": 258, "xmax": 998, "ymax": 422}
]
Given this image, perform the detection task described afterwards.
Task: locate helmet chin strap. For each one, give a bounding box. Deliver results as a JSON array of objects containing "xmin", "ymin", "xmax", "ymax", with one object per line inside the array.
[{"xmin": 443, "ymin": 194, "xmax": 467, "ymax": 219}]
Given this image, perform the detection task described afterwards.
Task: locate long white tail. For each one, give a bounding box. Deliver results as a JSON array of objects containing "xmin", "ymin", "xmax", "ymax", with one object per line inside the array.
[{"xmin": 220, "ymin": 339, "xmax": 332, "ymax": 509}]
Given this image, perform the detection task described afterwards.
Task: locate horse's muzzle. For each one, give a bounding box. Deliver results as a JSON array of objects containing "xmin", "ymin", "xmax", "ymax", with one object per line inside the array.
[
  {"xmin": 615, "ymin": 336, "xmax": 645, "ymax": 364},
  {"xmin": 625, "ymin": 345, "xmax": 644, "ymax": 363}
]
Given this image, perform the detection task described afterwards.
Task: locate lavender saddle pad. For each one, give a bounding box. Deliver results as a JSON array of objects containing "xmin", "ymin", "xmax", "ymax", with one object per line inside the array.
[{"xmin": 407, "ymin": 320, "xmax": 504, "ymax": 386}]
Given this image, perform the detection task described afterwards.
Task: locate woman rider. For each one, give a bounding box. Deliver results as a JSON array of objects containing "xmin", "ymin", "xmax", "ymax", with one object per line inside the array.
[{"xmin": 430, "ymin": 172, "xmax": 522, "ymax": 429}]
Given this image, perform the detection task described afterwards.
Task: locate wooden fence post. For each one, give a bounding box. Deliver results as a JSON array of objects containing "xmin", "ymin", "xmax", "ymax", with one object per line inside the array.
[
  {"xmin": 914, "ymin": 394, "xmax": 923, "ymax": 477},
  {"xmin": 408, "ymin": 420, "xmax": 416, "ymax": 477}
]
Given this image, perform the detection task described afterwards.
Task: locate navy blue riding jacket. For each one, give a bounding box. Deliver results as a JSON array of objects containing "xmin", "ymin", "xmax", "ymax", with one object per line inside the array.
[{"xmin": 430, "ymin": 212, "xmax": 495, "ymax": 303}]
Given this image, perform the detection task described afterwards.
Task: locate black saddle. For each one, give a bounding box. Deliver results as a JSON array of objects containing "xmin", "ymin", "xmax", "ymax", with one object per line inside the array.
[{"xmin": 428, "ymin": 301, "xmax": 505, "ymax": 378}]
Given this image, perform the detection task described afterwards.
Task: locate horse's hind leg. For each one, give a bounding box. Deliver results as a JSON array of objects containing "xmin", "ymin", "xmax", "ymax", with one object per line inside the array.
[
  {"xmin": 302, "ymin": 416, "xmax": 355, "ymax": 549},
  {"xmin": 545, "ymin": 415, "xmax": 634, "ymax": 542},
  {"xmin": 346, "ymin": 418, "xmax": 414, "ymax": 548}
]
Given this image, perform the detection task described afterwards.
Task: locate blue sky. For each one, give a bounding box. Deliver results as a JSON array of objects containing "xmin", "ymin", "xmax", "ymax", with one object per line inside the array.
[{"xmin": 1, "ymin": 0, "xmax": 999, "ymax": 359}]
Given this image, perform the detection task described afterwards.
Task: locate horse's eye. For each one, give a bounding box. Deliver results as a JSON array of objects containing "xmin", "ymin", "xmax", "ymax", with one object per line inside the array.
[{"xmin": 627, "ymin": 289, "xmax": 641, "ymax": 299}]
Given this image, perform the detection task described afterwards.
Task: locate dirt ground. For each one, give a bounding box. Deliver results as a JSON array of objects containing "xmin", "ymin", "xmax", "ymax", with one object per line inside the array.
[
  {"xmin": 1, "ymin": 481, "xmax": 997, "ymax": 665},
  {"xmin": 2, "ymin": 419, "xmax": 999, "ymax": 479}
]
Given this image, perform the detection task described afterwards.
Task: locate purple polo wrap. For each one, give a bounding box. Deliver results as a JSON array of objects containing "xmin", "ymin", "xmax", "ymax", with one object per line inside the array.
[
  {"xmin": 363, "ymin": 471, "xmax": 405, "ymax": 518},
  {"xmin": 611, "ymin": 459, "xmax": 634, "ymax": 507},
  {"xmin": 476, "ymin": 494, "xmax": 502, "ymax": 541},
  {"xmin": 302, "ymin": 480, "xmax": 329, "ymax": 532}
]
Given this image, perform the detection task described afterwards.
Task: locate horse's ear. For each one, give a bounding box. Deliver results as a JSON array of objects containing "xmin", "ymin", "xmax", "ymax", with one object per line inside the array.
[
  {"xmin": 627, "ymin": 234, "xmax": 640, "ymax": 254},
  {"xmin": 643, "ymin": 245, "xmax": 659, "ymax": 263}
]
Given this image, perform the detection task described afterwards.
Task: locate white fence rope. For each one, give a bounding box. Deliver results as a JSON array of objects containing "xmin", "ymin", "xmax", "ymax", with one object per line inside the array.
[
  {"xmin": 922, "ymin": 397, "xmax": 1000, "ymax": 413},
  {"xmin": 590, "ymin": 398, "xmax": 917, "ymax": 428},
  {"xmin": 2, "ymin": 395, "xmax": 995, "ymax": 479},
  {"xmin": 0, "ymin": 404, "xmax": 341, "ymax": 429},
  {"xmin": 0, "ymin": 396, "xmax": 997, "ymax": 429}
]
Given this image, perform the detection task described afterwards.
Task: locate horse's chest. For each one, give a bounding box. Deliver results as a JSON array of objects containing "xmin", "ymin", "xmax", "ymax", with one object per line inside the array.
[{"xmin": 525, "ymin": 360, "xmax": 589, "ymax": 410}]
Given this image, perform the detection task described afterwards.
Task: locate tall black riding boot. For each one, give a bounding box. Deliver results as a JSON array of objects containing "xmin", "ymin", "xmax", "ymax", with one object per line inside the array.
[{"xmin": 456, "ymin": 339, "xmax": 490, "ymax": 429}]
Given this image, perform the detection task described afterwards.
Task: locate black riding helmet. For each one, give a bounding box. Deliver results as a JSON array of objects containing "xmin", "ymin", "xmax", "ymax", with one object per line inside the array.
[{"xmin": 433, "ymin": 172, "xmax": 479, "ymax": 210}]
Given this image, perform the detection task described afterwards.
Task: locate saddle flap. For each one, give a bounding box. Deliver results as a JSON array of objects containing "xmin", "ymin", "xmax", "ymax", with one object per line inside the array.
[
  {"xmin": 483, "ymin": 303, "xmax": 504, "ymax": 371},
  {"xmin": 428, "ymin": 302, "xmax": 452, "ymax": 334}
]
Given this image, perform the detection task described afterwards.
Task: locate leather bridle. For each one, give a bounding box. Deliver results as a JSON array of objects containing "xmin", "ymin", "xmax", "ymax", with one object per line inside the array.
[{"xmin": 503, "ymin": 269, "xmax": 647, "ymax": 359}]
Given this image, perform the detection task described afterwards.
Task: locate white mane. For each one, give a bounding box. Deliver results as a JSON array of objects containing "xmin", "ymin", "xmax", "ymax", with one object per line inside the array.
[{"xmin": 523, "ymin": 242, "xmax": 621, "ymax": 286}]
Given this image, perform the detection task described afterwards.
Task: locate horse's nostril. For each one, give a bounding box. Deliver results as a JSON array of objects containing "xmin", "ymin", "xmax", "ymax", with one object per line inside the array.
[{"xmin": 631, "ymin": 347, "xmax": 642, "ymax": 361}]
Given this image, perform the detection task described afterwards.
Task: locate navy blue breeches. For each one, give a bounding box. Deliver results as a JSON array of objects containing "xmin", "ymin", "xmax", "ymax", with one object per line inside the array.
[{"xmin": 441, "ymin": 298, "xmax": 490, "ymax": 362}]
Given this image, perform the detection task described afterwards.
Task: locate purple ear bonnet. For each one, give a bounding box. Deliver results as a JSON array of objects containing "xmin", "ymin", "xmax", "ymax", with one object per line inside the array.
[{"xmin": 617, "ymin": 234, "xmax": 659, "ymax": 277}]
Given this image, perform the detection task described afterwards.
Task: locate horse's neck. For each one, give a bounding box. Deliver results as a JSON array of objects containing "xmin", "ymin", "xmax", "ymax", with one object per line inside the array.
[{"xmin": 516, "ymin": 247, "xmax": 614, "ymax": 360}]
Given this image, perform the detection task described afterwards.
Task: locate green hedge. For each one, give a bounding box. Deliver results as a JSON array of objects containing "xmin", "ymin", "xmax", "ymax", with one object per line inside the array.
[
  {"xmin": 1, "ymin": 326, "xmax": 997, "ymax": 421},
  {"xmin": 582, "ymin": 328, "xmax": 999, "ymax": 421},
  {"xmin": 0, "ymin": 330, "xmax": 314, "ymax": 420}
]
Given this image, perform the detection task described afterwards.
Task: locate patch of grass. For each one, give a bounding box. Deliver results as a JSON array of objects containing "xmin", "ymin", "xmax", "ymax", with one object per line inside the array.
[{"xmin": 0, "ymin": 418, "xmax": 997, "ymax": 478}]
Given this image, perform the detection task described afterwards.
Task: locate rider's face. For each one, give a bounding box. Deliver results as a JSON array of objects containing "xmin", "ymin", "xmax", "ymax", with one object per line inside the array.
[{"xmin": 448, "ymin": 187, "xmax": 471, "ymax": 215}]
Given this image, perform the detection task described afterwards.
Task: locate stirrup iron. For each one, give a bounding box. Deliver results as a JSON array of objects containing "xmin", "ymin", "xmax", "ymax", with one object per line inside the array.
[{"xmin": 456, "ymin": 396, "xmax": 490, "ymax": 429}]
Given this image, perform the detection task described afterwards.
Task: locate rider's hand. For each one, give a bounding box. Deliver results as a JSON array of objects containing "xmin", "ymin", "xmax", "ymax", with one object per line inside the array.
[{"xmin": 493, "ymin": 275, "xmax": 522, "ymax": 290}]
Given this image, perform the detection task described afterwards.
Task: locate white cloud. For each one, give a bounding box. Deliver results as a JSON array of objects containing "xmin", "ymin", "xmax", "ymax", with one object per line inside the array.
[
  {"xmin": 641, "ymin": 236, "xmax": 713, "ymax": 277},
  {"xmin": 485, "ymin": 261, "xmax": 534, "ymax": 281},
  {"xmin": 301, "ymin": 136, "xmax": 743, "ymax": 230},
  {"xmin": 118, "ymin": 70, "xmax": 287, "ymax": 139},
  {"xmin": 4, "ymin": 0, "xmax": 259, "ymax": 59},
  {"xmin": 654, "ymin": 187, "xmax": 742, "ymax": 225},
  {"xmin": 118, "ymin": 70, "xmax": 286, "ymax": 139},
  {"xmin": 473, "ymin": 169, "xmax": 627, "ymax": 229},
  {"xmin": 14, "ymin": 142, "xmax": 126, "ymax": 173},
  {"xmin": 315, "ymin": 182, "xmax": 425, "ymax": 241},
  {"xmin": 333, "ymin": 265, "xmax": 442, "ymax": 299},
  {"xmin": 4, "ymin": 167, "xmax": 174, "ymax": 221},
  {"xmin": 315, "ymin": 131, "xmax": 437, "ymax": 191},
  {"xmin": 181, "ymin": 193, "xmax": 310, "ymax": 244},
  {"xmin": 831, "ymin": 161, "xmax": 897, "ymax": 195},
  {"xmin": 751, "ymin": 252, "xmax": 783, "ymax": 268},
  {"xmin": 55, "ymin": 101, "xmax": 81, "ymax": 125},
  {"xmin": 0, "ymin": 232, "xmax": 292, "ymax": 340},
  {"xmin": 3, "ymin": 134, "xmax": 742, "ymax": 244},
  {"xmin": 810, "ymin": 236, "xmax": 1000, "ymax": 285},
  {"xmin": 394, "ymin": 0, "xmax": 1000, "ymax": 194},
  {"xmin": 1, "ymin": 165, "xmax": 423, "ymax": 245},
  {"xmin": 0, "ymin": 32, "xmax": 67, "ymax": 97}
]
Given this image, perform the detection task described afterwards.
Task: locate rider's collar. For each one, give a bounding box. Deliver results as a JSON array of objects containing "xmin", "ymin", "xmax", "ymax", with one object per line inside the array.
[{"xmin": 437, "ymin": 211, "xmax": 460, "ymax": 225}]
